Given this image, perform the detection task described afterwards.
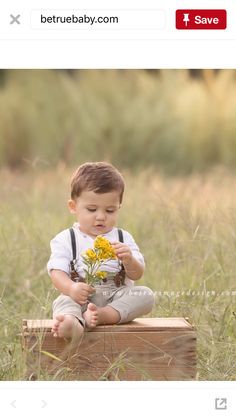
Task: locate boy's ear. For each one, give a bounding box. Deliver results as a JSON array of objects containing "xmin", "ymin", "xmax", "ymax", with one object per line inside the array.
[{"xmin": 68, "ymin": 199, "xmax": 76, "ymax": 214}]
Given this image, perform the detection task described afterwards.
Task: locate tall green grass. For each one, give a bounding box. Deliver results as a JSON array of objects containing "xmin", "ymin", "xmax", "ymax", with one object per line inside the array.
[
  {"xmin": 0, "ymin": 167, "xmax": 236, "ymax": 379},
  {"xmin": 1, "ymin": 70, "xmax": 236, "ymax": 173}
]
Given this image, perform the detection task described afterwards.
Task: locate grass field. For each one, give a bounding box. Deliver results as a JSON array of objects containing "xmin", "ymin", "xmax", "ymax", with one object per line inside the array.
[
  {"xmin": 2, "ymin": 70, "xmax": 236, "ymax": 173},
  {"xmin": 1, "ymin": 166, "xmax": 236, "ymax": 380}
]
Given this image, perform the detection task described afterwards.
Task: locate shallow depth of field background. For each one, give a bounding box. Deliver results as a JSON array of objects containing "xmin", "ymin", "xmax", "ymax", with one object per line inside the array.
[{"xmin": 0, "ymin": 69, "xmax": 236, "ymax": 380}]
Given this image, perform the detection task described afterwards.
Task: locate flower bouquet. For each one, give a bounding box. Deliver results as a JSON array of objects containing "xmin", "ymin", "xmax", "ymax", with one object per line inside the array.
[{"xmin": 82, "ymin": 236, "xmax": 117, "ymax": 286}]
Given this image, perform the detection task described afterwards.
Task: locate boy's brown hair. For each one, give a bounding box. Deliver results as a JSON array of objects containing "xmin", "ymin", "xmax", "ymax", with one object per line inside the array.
[{"xmin": 71, "ymin": 162, "xmax": 125, "ymax": 202}]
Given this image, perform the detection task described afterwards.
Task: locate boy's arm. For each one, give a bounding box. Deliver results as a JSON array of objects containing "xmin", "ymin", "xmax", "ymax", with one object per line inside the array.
[
  {"xmin": 51, "ymin": 269, "xmax": 75, "ymax": 295},
  {"xmin": 47, "ymin": 231, "xmax": 94, "ymax": 304},
  {"xmin": 51, "ymin": 269, "xmax": 95, "ymax": 305},
  {"xmin": 122, "ymin": 255, "xmax": 144, "ymax": 280}
]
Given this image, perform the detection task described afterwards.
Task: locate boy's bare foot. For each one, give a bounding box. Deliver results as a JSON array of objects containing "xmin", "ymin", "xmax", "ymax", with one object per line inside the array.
[
  {"xmin": 52, "ymin": 314, "xmax": 84, "ymax": 339},
  {"xmin": 83, "ymin": 303, "xmax": 99, "ymax": 328}
]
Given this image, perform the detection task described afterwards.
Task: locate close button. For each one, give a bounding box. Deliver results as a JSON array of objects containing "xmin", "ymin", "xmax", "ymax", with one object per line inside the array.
[
  {"xmin": 10, "ymin": 14, "xmax": 21, "ymax": 25},
  {"xmin": 176, "ymin": 9, "xmax": 227, "ymax": 30}
]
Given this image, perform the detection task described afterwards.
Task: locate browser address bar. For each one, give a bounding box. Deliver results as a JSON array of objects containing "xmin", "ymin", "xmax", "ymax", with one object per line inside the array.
[{"xmin": 31, "ymin": 10, "xmax": 165, "ymax": 30}]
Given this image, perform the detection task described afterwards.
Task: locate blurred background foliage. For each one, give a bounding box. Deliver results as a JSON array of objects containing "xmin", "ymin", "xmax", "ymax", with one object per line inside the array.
[{"xmin": 1, "ymin": 69, "xmax": 236, "ymax": 173}]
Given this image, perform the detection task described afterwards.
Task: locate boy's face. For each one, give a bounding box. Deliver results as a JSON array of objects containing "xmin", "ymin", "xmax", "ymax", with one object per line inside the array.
[{"xmin": 68, "ymin": 190, "xmax": 121, "ymax": 238}]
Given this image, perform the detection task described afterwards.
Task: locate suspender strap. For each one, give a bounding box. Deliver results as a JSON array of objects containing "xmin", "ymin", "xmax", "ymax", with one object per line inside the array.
[
  {"xmin": 69, "ymin": 228, "xmax": 84, "ymax": 282},
  {"xmin": 118, "ymin": 228, "xmax": 124, "ymax": 243},
  {"xmin": 69, "ymin": 227, "xmax": 77, "ymax": 261},
  {"xmin": 117, "ymin": 228, "xmax": 125, "ymax": 286},
  {"xmin": 70, "ymin": 228, "xmax": 123, "ymax": 260}
]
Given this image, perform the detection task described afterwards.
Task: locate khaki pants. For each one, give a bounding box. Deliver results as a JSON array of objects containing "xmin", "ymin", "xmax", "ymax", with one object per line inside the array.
[{"xmin": 52, "ymin": 281, "xmax": 154, "ymax": 326}]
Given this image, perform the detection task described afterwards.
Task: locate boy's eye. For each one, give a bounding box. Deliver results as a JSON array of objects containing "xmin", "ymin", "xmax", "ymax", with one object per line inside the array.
[{"xmin": 86, "ymin": 208, "xmax": 116, "ymax": 213}]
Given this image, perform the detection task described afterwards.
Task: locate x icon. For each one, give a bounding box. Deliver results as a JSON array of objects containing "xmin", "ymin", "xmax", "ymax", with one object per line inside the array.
[{"xmin": 10, "ymin": 14, "xmax": 21, "ymax": 25}]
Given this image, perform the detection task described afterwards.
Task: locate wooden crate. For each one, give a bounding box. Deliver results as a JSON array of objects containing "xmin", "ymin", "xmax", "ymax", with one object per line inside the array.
[{"xmin": 22, "ymin": 318, "xmax": 197, "ymax": 380}]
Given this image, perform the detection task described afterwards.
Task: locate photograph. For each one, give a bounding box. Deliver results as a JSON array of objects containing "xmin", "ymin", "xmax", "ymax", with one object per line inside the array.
[{"xmin": 0, "ymin": 69, "xmax": 236, "ymax": 381}]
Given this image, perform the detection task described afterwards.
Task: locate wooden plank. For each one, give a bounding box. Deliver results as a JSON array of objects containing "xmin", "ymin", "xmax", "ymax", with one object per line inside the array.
[
  {"xmin": 23, "ymin": 317, "xmax": 194, "ymax": 333},
  {"xmin": 24, "ymin": 332, "xmax": 196, "ymax": 357}
]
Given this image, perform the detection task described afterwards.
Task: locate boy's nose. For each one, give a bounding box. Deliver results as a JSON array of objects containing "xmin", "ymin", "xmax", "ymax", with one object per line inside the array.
[{"xmin": 96, "ymin": 212, "xmax": 106, "ymax": 221}]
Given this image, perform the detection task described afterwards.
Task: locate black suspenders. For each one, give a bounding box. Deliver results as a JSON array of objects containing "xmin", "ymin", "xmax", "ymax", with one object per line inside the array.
[
  {"xmin": 69, "ymin": 227, "xmax": 125, "ymax": 286},
  {"xmin": 69, "ymin": 227, "xmax": 124, "ymax": 267},
  {"xmin": 117, "ymin": 228, "xmax": 124, "ymax": 243},
  {"xmin": 69, "ymin": 227, "xmax": 77, "ymax": 261}
]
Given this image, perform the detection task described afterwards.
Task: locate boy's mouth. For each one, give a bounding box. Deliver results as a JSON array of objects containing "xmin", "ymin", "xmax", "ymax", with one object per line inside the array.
[{"xmin": 95, "ymin": 224, "xmax": 106, "ymax": 229}]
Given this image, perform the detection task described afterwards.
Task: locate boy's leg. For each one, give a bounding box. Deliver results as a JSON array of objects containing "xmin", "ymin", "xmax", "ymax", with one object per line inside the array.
[
  {"xmin": 52, "ymin": 294, "xmax": 85, "ymax": 339},
  {"xmin": 97, "ymin": 305, "xmax": 121, "ymax": 324},
  {"xmin": 83, "ymin": 284, "xmax": 155, "ymax": 326},
  {"xmin": 106, "ymin": 285, "xmax": 155, "ymax": 324},
  {"xmin": 84, "ymin": 286, "xmax": 121, "ymax": 326}
]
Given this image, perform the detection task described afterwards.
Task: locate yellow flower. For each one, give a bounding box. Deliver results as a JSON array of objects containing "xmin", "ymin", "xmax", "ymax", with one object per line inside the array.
[
  {"xmin": 84, "ymin": 249, "xmax": 98, "ymax": 262},
  {"xmin": 82, "ymin": 236, "xmax": 117, "ymax": 285},
  {"xmin": 95, "ymin": 271, "xmax": 107, "ymax": 279},
  {"xmin": 94, "ymin": 236, "xmax": 117, "ymax": 260}
]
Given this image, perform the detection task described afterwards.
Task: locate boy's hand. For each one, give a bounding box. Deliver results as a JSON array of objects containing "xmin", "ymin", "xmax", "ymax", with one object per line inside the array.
[
  {"xmin": 69, "ymin": 282, "xmax": 95, "ymax": 305},
  {"xmin": 111, "ymin": 242, "xmax": 133, "ymax": 265}
]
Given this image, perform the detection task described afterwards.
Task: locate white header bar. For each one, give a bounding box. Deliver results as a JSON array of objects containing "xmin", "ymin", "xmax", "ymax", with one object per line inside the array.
[{"xmin": 0, "ymin": 1, "xmax": 236, "ymax": 68}]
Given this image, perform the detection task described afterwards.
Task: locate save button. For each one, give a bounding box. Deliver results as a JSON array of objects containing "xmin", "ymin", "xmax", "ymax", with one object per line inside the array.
[{"xmin": 176, "ymin": 9, "xmax": 227, "ymax": 30}]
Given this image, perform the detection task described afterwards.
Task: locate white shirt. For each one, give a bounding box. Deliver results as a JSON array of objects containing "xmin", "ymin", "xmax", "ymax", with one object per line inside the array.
[{"xmin": 47, "ymin": 223, "xmax": 145, "ymax": 287}]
